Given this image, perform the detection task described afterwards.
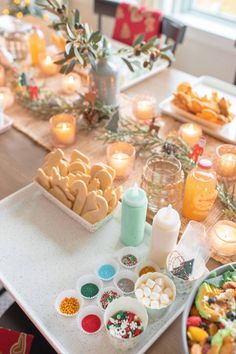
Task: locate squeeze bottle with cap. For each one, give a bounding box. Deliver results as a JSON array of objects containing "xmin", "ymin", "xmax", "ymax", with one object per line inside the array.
[
  {"xmin": 150, "ymin": 205, "xmax": 180, "ymax": 268},
  {"xmin": 120, "ymin": 184, "xmax": 148, "ymax": 246}
]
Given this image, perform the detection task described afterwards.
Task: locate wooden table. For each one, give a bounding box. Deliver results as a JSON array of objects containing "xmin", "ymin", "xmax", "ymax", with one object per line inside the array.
[{"xmin": 0, "ymin": 68, "xmax": 220, "ymax": 354}]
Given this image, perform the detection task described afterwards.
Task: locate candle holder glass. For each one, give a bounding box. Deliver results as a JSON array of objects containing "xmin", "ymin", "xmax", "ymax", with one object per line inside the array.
[
  {"xmin": 106, "ymin": 142, "xmax": 135, "ymax": 179},
  {"xmin": 214, "ymin": 144, "xmax": 236, "ymax": 181},
  {"xmin": 141, "ymin": 155, "xmax": 184, "ymax": 217},
  {"xmin": 210, "ymin": 220, "xmax": 236, "ymax": 258},
  {"xmin": 132, "ymin": 95, "xmax": 156, "ymax": 121},
  {"xmin": 50, "ymin": 114, "xmax": 76, "ymax": 147}
]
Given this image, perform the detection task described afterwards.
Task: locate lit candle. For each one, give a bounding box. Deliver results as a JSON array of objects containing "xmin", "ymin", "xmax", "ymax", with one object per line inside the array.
[
  {"xmin": 0, "ymin": 66, "xmax": 5, "ymax": 87},
  {"xmin": 210, "ymin": 220, "xmax": 236, "ymax": 257},
  {"xmin": 40, "ymin": 55, "xmax": 58, "ymax": 76},
  {"xmin": 215, "ymin": 144, "xmax": 236, "ymax": 180},
  {"xmin": 179, "ymin": 123, "xmax": 202, "ymax": 146},
  {"xmin": 61, "ymin": 74, "xmax": 81, "ymax": 95},
  {"xmin": 50, "ymin": 114, "xmax": 76, "ymax": 146},
  {"xmin": 107, "ymin": 142, "xmax": 135, "ymax": 178},
  {"xmin": 133, "ymin": 95, "xmax": 156, "ymax": 121}
]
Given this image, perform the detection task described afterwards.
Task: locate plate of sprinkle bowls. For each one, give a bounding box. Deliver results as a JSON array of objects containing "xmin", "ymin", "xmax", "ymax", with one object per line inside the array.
[
  {"xmin": 55, "ymin": 289, "xmax": 84, "ymax": 317},
  {"xmin": 76, "ymin": 274, "xmax": 103, "ymax": 300},
  {"xmin": 117, "ymin": 247, "xmax": 142, "ymax": 270},
  {"xmin": 114, "ymin": 270, "xmax": 138, "ymax": 296},
  {"xmin": 77, "ymin": 305, "xmax": 104, "ymax": 335},
  {"xmin": 95, "ymin": 258, "xmax": 119, "ymax": 282},
  {"xmin": 97, "ymin": 286, "xmax": 122, "ymax": 312}
]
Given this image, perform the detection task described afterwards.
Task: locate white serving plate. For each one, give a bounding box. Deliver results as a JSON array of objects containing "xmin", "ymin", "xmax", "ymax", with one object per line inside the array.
[
  {"xmin": 35, "ymin": 181, "xmax": 115, "ymax": 233},
  {"xmin": 159, "ymin": 76, "xmax": 236, "ymax": 144},
  {"xmin": 0, "ymin": 114, "xmax": 13, "ymax": 134},
  {"xmin": 0, "ymin": 183, "xmax": 194, "ymax": 354}
]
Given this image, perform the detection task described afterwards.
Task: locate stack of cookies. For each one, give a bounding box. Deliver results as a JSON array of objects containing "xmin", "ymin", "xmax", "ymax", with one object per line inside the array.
[{"xmin": 36, "ymin": 149, "xmax": 121, "ymax": 224}]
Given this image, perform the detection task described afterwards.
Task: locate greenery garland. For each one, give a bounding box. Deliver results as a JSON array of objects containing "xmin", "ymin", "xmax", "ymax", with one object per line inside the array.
[
  {"xmin": 100, "ymin": 116, "xmax": 196, "ymax": 174},
  {"xmin": 217, "ymin": 183, "xmax": 236, "ymax": 222}
]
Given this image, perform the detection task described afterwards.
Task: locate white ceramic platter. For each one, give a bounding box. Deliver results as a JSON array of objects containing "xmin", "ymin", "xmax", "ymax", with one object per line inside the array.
[
  {"xmin": 159, "ymin": 76, "xmax": 236, "ymax": 144},
  {"xmin": 0, "ymin": 183, "xmax": 192, "ymax": 354}
]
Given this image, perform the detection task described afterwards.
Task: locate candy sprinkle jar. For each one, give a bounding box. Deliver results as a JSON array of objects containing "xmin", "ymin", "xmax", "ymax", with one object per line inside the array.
[
  {"xmin": 104, "ymin": 296, "xmax": 148, "ymax": 351},
  {"xmin": 76, "ymin": 274, "xmax": 103, "ymax": 300},
  {"xmin": 97, "ymin": 286, "xmax": 122, "ymax": 311},
  {"xmin": 77, "ymin": 305, "xmax": 103, "ymax": 335},
  {"xmin": 96, "ymin": 259, "xmax": 119, "ymax": 282},
  {"xmin": 114, "ymin": 270, "xmax": 138, "ymax": 295},
  {"xmin": 118, "ymin": 247, "xmax": 142, "ymax": 270}
]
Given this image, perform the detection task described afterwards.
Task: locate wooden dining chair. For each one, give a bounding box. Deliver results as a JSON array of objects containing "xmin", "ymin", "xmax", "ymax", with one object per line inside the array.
[{"xmin": 94, "ymin": 0, "xmax": 187, "ymax": 53}]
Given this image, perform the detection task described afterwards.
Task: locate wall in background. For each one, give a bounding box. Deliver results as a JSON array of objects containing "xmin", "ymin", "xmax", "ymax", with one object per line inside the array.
[{"xmin": 71, "ymin": 0, "xmax": 235, "ymax": 84}]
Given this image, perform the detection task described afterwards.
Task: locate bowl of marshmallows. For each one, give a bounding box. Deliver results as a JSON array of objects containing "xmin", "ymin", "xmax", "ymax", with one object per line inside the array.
[{"xmin": 134, "ymin": 272, "xmax": 176, "ymax": 319}]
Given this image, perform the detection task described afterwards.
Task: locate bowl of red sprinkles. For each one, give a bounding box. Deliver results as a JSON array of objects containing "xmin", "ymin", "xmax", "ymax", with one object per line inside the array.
[
  {"xmin": 97, "ymin": 287, "xmax": 122, "ymax": 311},
  {"xmin": 118, "ymin": 247, "xmax": 142, "ymax": 270},
  {"xmin": 104, "ymin": 297, "xmax": 148, "ymax": 351},
  {"xmin": 77, "ymin": 305, "xmax": 103, "ymax": 335}
]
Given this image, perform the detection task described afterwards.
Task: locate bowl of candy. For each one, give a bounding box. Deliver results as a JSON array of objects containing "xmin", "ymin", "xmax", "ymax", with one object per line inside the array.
[{"xmin": 182, "ymin": 263, "xmax": 236, "ymax": 354}]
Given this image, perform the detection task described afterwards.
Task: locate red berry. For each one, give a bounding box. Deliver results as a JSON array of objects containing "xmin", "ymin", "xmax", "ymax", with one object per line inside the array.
[
  {"xmin": 134, "ymin": 328, "xmax": 140, "ymax": 336},
  {"xmin": 187, "ymin": 316, "xmax": 202, "ymax": 327}
]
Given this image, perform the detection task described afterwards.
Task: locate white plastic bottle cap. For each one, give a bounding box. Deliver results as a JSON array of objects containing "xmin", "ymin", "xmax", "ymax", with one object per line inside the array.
[{"xmin": 153, "ymin": 205, "xmax": 180, "ymax": 230}]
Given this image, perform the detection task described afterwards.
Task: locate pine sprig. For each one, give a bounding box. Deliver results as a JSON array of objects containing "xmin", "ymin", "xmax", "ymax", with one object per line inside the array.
[
  {"xmin": 99, "ymin": 117, "xmax": 196, "ymax": 174},
  {"xmin": 217, "ymin": 182, "xmax": 236, "ymax": 221}
]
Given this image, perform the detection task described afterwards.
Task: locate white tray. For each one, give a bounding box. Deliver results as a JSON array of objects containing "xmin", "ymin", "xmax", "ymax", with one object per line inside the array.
[
  {"xmin": 0, "ymin": 183, "xmax": 192, "ymax": 354},
  {"xmin": 34, "ymin": 182, "xmax": 115, "ymax": 233},
  {"xmin": 159, "ymin": 76, "xmax": 236, "ymax": 144}
]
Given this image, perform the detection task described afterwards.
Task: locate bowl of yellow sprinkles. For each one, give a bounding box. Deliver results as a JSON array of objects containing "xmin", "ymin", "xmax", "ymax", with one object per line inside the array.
[{"xmin": 55, "ymin": 289, "xmax": 84, "ymax": 317}]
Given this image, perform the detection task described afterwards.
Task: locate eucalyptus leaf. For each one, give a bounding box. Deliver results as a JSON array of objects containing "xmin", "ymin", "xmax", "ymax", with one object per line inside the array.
[
  {"xmin": 133, "ymin": 33, "xmax": 144, "ymax": 46},
  {"xmin": 65, "ymin": 42, "xmax": 72, "ymax": 55},
  {"xmin": 66, "ymin": 23, "xmax": 76, "ymax": 40},
  {"xmin": 121, "ymin": 57, "xmax": 135, "ymax": 72},
  {"xmin": 88, "ymin": 53, "xmax": 96, "ymax": 71},
  {"xmin": 74, "ymin": 47, "xmax": 84, "ymax": 65},
  {"xmin": 74, "ymin": 9, "xmax": 80, "ymax": 24}
]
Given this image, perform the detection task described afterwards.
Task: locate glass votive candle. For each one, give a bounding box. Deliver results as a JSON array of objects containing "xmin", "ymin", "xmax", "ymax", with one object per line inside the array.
[
  {"xmin": 140, "ymin": 155, "xmax": 184, "ymax": 216},
  {"xmin": 214, "ymin": 144, "xmax": 236, "ymax": 180},
  {"xmin": 106, "ymin": 142, "xmax": 135, "ymax": 179},
  {"xmin": 61, "ymin": 73, "xmax": 81, "ymax": 95},
  {"xmin": 50, "ymin": 113, "xmax": 76, "ymax": 147},
  {"xmin": 132, "ymin": 95, "xmax": 156, "ymax": 121},
  {"xmin": 179, "ymin": 123, "xmax": 202, "ymax": 147},
  {"xmin": 209, "ymin": 220, "xmax": 236, "ymax": 258},
  {"xmin": 40, "ymin": 55, "xmax": 58, "ymax": 76}
]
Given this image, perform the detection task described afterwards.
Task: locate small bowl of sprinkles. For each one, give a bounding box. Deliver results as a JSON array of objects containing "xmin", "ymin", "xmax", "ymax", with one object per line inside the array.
[
  {"xmin": 118, "ymin": 247, "xmax": 141, "ymax": 270},
  {"xmin": 55, "ymin": 289, "xmax": 83, "ymax": 317},
  {"xmin": 97, "ymin": 286, "xmax": 122, "ymax": 311},
  {"xmin": 96, "ymin": 258, "xmax": 119, "ymax": 281},
  {"xmin": 104, "ymin": 296, "xmax": 148, "ymax": 351},
  {"xmin": 114, "ymin": 270, "xmax": 138, "ymax": 296},
  {"xmin": 137, "ymin": 260, "xmax": 160, "ymax": 277},
  {"xmin": 77, "ymin": 305, "xmax": 103, "ymax": 335},
  {"xmin": 76, "ymin": 274, "xmax": 103, "ymax": 300}
]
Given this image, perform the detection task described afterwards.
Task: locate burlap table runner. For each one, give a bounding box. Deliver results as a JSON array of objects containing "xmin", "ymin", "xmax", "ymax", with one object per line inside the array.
[{"xmin": 6, "ymin": 93, "xmax": 234, "ymax": 265}]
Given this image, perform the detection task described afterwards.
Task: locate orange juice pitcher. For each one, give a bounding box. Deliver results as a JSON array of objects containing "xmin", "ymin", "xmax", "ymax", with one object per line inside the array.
[
  {"xmin": 183, "ymin": 159, "xmax": 217, "ymax": 221},
  {"xmin": 28, "ymin": 26, "xmax": 46, "ymax": 66}
]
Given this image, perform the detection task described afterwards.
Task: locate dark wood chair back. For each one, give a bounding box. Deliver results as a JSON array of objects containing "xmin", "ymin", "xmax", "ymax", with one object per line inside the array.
[{"xmin": 94, "ymin": 0, "xmax": 187, "ymax": 53}]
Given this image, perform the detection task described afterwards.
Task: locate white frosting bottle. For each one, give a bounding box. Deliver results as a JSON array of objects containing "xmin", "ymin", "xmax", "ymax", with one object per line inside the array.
[{"xmin": 149, "ymin": 205, "xmax": 181, "ymax": 268}]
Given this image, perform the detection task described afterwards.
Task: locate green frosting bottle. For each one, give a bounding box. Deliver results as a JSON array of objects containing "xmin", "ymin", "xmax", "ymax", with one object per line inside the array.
[{"xmin": 120, "ymin": 184, "xmax": 148, "ymax": 246}]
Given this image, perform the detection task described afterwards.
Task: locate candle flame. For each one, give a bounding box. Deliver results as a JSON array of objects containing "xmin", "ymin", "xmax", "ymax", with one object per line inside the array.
[{"xmin": 45, "ymin": 55, "xmax": 52, "ymax": 64}]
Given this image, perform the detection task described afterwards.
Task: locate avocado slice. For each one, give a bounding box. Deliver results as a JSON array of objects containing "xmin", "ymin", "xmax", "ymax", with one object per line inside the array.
[{"xmin": 195, "ymin": 282, "xmax": 223, "ymax": 321}]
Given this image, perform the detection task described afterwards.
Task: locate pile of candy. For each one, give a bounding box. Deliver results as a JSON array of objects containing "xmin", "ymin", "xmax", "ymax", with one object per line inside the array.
[
  {"xmin": 135, "ymin": 276, "xmax": 174, "ymax": 309},
  {"xmin": 59, "ymin": 297, "xmax": 80, "ymax": 315},
  {"xmin": 100, "ymin": 290, "xmax": 120, "ymax": 310},
  {"xmin": 121, "ymin": 254, "xmax": 138, "ymax": 268},
  {"xmin": 107, "ymin": 311, "xmax": 143, "ymax": 339}
]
